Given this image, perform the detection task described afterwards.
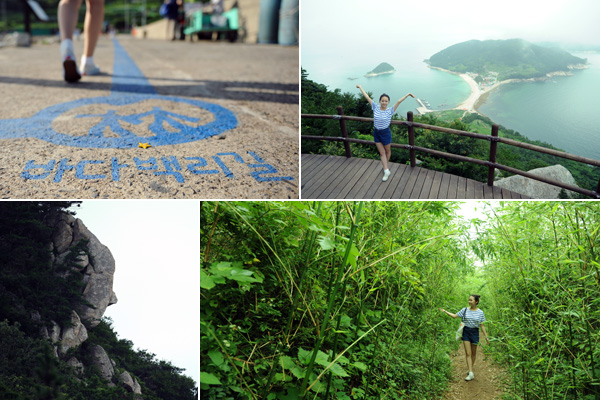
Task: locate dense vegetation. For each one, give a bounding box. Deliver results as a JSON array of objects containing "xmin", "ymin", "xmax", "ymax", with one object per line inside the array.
[
  {"xmin": 473, "ymin": 202, "xmax": 600, "ymax": 400},
  {"xmin": 201, "ymin": 201, "xmax": 472, "ymax": 398},
  {"xmin": 301, "ymin": 69, "xmax": 600, "ymax": 195},
  {"xmin": 200, "ymin": 201, "xmax": 600, "ymax": 399},
  {"xmin": 0, "ymin": 202, "xmax": 197, "ymax": 400},
  {"xmin": 427, "ymin": 39, "xmax": 587, "ymax": 80}
]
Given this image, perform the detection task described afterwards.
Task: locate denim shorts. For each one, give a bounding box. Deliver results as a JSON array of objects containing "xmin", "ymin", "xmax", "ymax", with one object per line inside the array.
[
  {"xmin": 373, "ymin": 127, "xmax": 392, "ymax": 145},
  {"xmin": 462, "ymin": 326, "xmax": 480, "ymax": 344}
]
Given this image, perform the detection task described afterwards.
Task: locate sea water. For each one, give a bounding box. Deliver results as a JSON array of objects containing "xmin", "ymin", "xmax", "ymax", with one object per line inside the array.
[
  {"xmin": 303, "ymin": 52, "xmax": 600, "ymax": 160},
  {"xmin": 302, "ymin": 52, "xmax": 471, "ymax": 119},
  {"xmin": 478, "ymin": 52, "xmax": 600, "ymax": 161}
]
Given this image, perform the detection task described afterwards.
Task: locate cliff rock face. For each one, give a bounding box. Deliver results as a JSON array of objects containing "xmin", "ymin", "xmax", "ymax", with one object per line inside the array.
[
  {"xmin": 46, "ymin": 213, "xmax": 141, "ymax": 396},
  {"xmin": 51, "ymin": 213, "xmax": 118, "ymax": 328},
  {"xmin": 495, "ymin": 164, "xmax": 579, "ymax": 198}
]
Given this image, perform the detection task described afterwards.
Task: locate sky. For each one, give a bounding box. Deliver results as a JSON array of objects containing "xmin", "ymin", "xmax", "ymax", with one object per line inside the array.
[
  {"xmin": 72, "ymin": 200, "xmax": 199, "ymax": 386},
  {"xmin": 302, "ymin": 0, "xmax": 600, "ymax": 61}
]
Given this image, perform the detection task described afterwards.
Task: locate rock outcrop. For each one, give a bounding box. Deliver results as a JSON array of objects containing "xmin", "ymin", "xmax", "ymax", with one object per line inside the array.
[
  {"xmin": 42, "ymin": 212, "xmax": 141, "ymax": 396},
  {"xmin": 119, "ymin": 371, "xmax": 143, "ymax": 394},
  {"xmin": 495, "ymin": 164, "xmax": 579, "ymax": 199},
  {"xmin": 89, "ymin": 345, "xmax": 116, "ymax": 385},
  {"xmin": 51, "ymin": 213, "xmax": 118, "ymax": 328},
  {"xmin": 58, "ymin": 311, "xmax": 88, "ymax": 357}
]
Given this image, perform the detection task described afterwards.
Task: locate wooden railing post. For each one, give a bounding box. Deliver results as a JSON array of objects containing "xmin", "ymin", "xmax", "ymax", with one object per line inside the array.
[
  {"xmin": 407, "ymin": 111, "xmax": 416, "ymax": 167},
  {"xmin": 337, "ymin": 106, "xmax": 352, "ymax": 158},
  {"xmin": 487, "ymin": 124, "xmax": 499, "ymax": 186}
]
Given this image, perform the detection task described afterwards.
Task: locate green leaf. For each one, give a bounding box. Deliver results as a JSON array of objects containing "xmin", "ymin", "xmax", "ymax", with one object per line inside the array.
[
  {"xmin": 208, "ymin": 350, "xmax": 224, "ymax": 367},
  {"xmin": 314, "ymin": 350, "xmax": 330, "ymax": 367},
  {"xmin": 318, "ymin": 235, "xmax": 336, "ymax": 251},
  {"xmin": 275, "ymin": 373, "xmax": 293, "ymax": 382},
  {"xmin": 200, "ymin": 268, "xmax": 215, "ymax": 290},
  {"xmin": 344, "ymin": 242, "xmax": 360, "ymax": 268},
  {"xmin": 328, "ymin": 362, "xmax": 349, "ymax": 377},
  {"xmin": 291, "ymin": 365, "xmax": 306, "ymax": 379},
  {"xmin": 314, "ymin": 350, "xmax": 349, "ymax": 377},
  {"xmin": 298, "ymin": 347, "xmax": 311, "ymax": 365},
  {"xmin": 199, "ymin": 371, "xmax": 221, "ymax": 385},
  {"xmin": 280, "ymin": 355, "xmax": 296, "ymax": 370},
  {"xmin": 352, "ymin": 362, "xmax": 367, "ymax": 372}
]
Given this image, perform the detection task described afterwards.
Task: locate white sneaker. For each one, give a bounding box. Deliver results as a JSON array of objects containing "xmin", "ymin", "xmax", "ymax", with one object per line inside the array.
[
  {"xmin": 465, "ymin": 372, "xmax": 474, "ymax": 381},
  {"xmin": 382, "ymin": 169, "xmax": 391, "ymax": 182},
  {"xmin": 82, "ymin": 62, "xmax": 101, "ymax": 76},
  {"xmin": 61, "ymin": 40, "xmax": 81, "ymax": 83}
]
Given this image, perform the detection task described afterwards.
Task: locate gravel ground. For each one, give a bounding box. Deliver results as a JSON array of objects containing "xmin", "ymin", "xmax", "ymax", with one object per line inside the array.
[{"xmin": 0, "ymin": 35, "xmax": 299, "ymax": 199}]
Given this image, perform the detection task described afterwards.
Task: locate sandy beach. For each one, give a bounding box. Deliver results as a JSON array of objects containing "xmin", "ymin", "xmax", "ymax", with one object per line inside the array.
[{"xmin": 430, "ymin": 66, "xmax": 518, "ymax": 113}]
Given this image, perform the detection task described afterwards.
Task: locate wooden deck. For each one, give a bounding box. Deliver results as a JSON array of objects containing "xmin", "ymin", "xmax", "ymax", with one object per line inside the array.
[{"xmin": 301, "ymin": 154, "xmax": 530, "ymax": 199}]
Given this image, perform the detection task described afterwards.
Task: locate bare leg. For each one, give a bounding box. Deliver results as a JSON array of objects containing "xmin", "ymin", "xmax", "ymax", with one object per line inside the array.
[
  {"xmin": 375, "ymin": 142, "xmax": 389, "ymax": 171},
  {"xmin": 83, "ymin": 0, "xmax": 104, "ymax": 57},
  {"xmin": 463, "ymin": 341, "xmax": 473, "ymax": 372},
  {"xmin": 471, "ymin": 343, "xmax": 478, "ymax": 367},
  {"xmin": 384, "ymin": 144, "xmax": 392, "ymax": 163},
  {"xmin": 58, "ymin": 0, "xmax": 83, "ymax": 40}
]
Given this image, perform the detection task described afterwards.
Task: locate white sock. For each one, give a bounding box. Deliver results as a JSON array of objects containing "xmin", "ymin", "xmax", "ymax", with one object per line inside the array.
[
  {"xmin": 81, "ymin": 55, "xmax": 94, "ymax": 67},
  {"xmin": 384, "ymin": 169, "xmax": 390, "ymax": 174},
  {"xmin": 61, "ymin": 38, "xmax": 74, "ymax": 54}
]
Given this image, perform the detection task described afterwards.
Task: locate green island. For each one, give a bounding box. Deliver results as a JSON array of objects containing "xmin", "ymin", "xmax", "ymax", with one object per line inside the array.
[
  {"xmin": 427, "ymin": 38, "xmax": 587, "ymax": 81},
  {"xmin": 365, "ymin": 62, "xmax": 396, "ymax": 77},
  {"xmin": 301, "ymin": 68, "xmax": 599, "ymax": 197}
]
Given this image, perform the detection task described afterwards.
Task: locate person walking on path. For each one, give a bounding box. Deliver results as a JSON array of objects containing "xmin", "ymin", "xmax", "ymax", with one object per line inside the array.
[
  {"xmin": 439, "ymin": 294, "xmax": 490, "ymax": 382},
  {"xmin": 356, "ymin": 84, "xmax": 414, "ymax": 182},
  {"xmin": 58, "ymin": 0, "xmax": 104, "ymax": 82}
]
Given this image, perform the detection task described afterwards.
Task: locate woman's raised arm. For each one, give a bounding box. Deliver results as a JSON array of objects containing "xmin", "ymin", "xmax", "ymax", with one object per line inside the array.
[{"xmin": 356, "ymin": 84, "xmax": 373, "ymax": 105}]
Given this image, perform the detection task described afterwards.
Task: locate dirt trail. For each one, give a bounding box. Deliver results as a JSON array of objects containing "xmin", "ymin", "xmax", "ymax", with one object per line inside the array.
[{"xmin": 443, "ymin": 343, "xmax": 507, "ymax": 400}]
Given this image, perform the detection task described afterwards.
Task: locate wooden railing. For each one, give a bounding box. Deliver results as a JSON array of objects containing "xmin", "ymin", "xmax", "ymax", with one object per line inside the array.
[{"xmin": 302, "ymin": 107, "xmax": 600, "ymax": 199}]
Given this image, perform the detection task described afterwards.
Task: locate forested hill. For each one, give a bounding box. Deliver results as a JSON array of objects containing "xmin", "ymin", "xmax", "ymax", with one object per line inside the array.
[{"xmin": 427, "ymin": 38, "xmax": 587, "ymax": 80}]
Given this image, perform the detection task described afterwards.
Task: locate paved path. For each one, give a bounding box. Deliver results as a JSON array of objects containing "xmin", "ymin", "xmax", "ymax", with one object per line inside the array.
[{"xmin": 0, "ymin": 36, "xmax": 298, "ymax": 199}]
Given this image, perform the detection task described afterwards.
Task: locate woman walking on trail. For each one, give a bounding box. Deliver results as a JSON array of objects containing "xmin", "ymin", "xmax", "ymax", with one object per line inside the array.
[
  {"xmin": 439, "ymin": 294, "xmax": 490, "ymax": 381},
  {"xmin": 356, "ymin": 84, "xmax": 414, "ymax": 182},
  {"xmin": 58, "ymin": 0, "xmax": 104, "ymax": 82}
]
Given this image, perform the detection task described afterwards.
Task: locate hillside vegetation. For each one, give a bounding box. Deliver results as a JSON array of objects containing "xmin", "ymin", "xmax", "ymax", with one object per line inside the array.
[{"xmin": 427, "ymin": 39, "xmax": 587, "ymax": 80}]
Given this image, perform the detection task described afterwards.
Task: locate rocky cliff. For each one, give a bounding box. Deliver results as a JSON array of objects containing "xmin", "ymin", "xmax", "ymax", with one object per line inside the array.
[{"xmin": 44, "ymin": 213, "xmax": 142, "ymax": 397}]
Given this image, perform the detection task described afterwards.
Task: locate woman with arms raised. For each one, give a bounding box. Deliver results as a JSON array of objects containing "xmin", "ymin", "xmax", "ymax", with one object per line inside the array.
[{"xmin": 356, "ymin": 84, "xmax": 414, "ymax": 182}]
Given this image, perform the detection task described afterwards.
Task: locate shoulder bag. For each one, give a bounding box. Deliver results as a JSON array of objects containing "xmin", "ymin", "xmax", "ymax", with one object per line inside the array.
[{"xmin": 455, "ymin": 308, "xmax": 467, "ymax": 341}]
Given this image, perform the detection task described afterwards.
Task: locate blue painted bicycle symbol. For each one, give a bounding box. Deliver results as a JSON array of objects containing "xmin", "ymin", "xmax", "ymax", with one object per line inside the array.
[{"xmin": 0, "ymin": 39, "xmax": 237, "ymax": 149}]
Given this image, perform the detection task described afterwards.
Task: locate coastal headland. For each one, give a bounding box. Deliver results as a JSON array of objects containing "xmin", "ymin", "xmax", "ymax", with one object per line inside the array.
[{"xmin": 429, "ymin": 65, "xmax": 588, "ymax": 114}]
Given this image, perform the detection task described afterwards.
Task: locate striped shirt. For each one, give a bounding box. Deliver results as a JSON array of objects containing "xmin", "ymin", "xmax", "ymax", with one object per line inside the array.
[
  {"xmin": 457, "ymin": 308, "xmax": 486, "ymax": 328},
  {"xmin": 371, "ymin": 101, "xmax": 394, "ymax": 130}
]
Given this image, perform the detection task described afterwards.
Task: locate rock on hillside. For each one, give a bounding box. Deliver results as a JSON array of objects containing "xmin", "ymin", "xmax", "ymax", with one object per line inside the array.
[{"xmin": 495, "ymin": 164, "xmax": 579, "ymax": 198}]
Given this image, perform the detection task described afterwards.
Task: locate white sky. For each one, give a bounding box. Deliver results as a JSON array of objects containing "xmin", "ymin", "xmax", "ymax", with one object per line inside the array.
[
  {"xmin": 302, "ymin": 0, "xmax": 600, "ymax": 59},
  {"xmin": 72, "ymin": 200, "xmax": 199, "ymax": 386}
]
